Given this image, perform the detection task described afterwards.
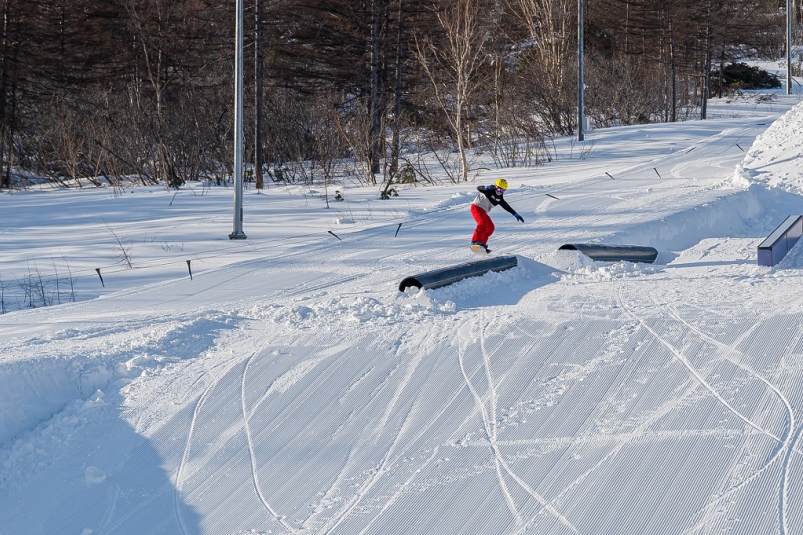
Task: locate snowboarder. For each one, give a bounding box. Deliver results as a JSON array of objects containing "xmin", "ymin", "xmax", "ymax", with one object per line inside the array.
[{"xmin": 470, "ymin": 178, "xmax": 524, "ymax": 254}]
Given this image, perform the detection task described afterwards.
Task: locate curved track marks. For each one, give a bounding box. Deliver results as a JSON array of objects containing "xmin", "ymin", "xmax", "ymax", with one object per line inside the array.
[
  {"xmin": 241, "ymin": 352, "xmax": 299, "ymax": 534},
  {"xmin": 457, "ymin": 313, "xmax": 579, "ymax": 534},
  {"xmin": 617, "ymin": 283, "xmax": 796, "ymax": 535},
  {"xmin": 653, "ymin": 297, "xmax": 798, "ymax": 535},
  {"xmin": 174, "ymin": 354, "xmax": 251, "ymax": 535}
]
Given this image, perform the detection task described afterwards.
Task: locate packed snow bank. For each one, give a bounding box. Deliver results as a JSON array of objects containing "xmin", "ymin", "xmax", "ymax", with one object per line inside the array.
[
  {"xmin": 610, "ymin": 99, "xmax": 803, "ymax": 258},
  {"xmin": 0, "ymin": 311, "xmax": 239, "ymax": 446},
  {"xmin": 735, "ymin": 100, "xmax": 803, "ymax": 192},
  {"xmin": 0, "ymin": 358, "xmax": 111, "ymax": 446},
  {"xmin": 607, "ymin": 185, "xmax": 803, "ymax": 259}
]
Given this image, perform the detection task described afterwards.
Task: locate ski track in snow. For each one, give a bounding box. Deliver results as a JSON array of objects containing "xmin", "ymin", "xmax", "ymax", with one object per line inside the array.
[
  {"xmin": 258, "ymin": 149, "xmax": 796, "ymax": 532},
  {"xmin": 651, "ymin": 295, "xmax": 798, "ymax": 535},
  {"xmin": 616, "ymin": 286, "xmax": 779, "ymax": 441},
  {"xmin": 315, "ymin": 329, "xmax": 441, "ymax": 534},
  {"xmin": 235, "ymin": 116, "xmax": 799, "ymax": 534},
  {"xmin": 241, "ymin": 352, "xmax": 299, "ymax": 534},
  {"xmin": 617, "ymin": 283, "xmax": 796, "ymax": 535},
  {"xmin": 457, "ymin": 313, "xmax": 580, "ymax": 533},
  {"xmin": 458, "ymin": 315, "xmax": 523, "ymax": 528},
  {"xmin": 173, "ymin": 354, "xmax": 245, "ymax": 535},
  {"xmin": 353, "ymin": 326, "xmax": 518, "ymax": 534},
  {"xmin": 521, "ymin": 331, "xmax": 706, "ymax": 532}
]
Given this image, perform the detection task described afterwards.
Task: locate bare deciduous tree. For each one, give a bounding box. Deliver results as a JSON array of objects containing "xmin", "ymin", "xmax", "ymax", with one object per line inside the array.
[
  {"xmin": 506, "ymin": 0, "xmax": 577, "ymax": 135},
  {"xmin": 415, "ymin": 0, "xmax": 490, "ymax": 182}
]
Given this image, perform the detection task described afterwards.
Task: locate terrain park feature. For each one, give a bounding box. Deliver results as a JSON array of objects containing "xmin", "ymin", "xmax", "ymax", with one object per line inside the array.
[
  {"xmin": 757, "ymin": 215, "xmax": 802, "ymax": 266},
  {"xmin": 398, "ymin": 255, "xmax": 518, "ymax": 292},
  {"xmin": 559, "ymin": 243, "xmax": 658, "ymax": 263}
]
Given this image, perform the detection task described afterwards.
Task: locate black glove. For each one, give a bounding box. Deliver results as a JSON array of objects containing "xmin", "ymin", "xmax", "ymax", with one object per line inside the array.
[{"xmin": 514, "ymin": 213, "xmax": 524, "ymax": 223}]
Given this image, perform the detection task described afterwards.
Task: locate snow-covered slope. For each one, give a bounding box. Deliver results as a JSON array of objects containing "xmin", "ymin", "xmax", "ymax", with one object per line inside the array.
[{"xmin": 2, "ymin": 91, "xmax": 803, "ymax": 535}]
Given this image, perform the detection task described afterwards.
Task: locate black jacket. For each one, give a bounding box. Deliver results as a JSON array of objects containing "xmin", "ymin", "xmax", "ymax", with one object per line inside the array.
[{"xmin": 472, "ymin": 185, "xmax": 516, "ymax": 215}]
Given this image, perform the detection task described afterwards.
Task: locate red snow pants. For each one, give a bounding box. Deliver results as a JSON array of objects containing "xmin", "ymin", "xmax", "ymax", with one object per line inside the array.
[{"xmin": 470, "ymin": 204, "xmax": 495, "ymax": 245}]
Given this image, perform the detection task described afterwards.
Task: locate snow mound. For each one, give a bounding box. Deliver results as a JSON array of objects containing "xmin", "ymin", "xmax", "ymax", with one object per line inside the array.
[
  {"xmin": 426, "ymin": 191, "xmax": 471, "ymax": 211},
  {"xmin": 777, "ymin": 238, "xmax": 803, "ymax": 269},
  {"xmin": 538, "ymin": 249, "xmax": 658, "ymax": 281},
  {"xmin": 739, "ymin": 100, "xmax": 803, "ymax": 193}
]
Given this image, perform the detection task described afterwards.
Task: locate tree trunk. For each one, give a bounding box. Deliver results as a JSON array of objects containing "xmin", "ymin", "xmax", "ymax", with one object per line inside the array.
[
  {"xmin": 369, "ymin": 0, "xmax": 384, "ymax": 181},
  {"xmin": 369, "ymin": 0, "xmax": 385, "ymax": 184},
  {"xmin": 701, "ymin": 0, "xmax": 712, "ymax": 121},
  {"xmin": 669, "ymin": 16, "xmax": 676, "ymax": 123},
  {"xmin": 254, "ymin": 0, "xmax": 264, "ymax": 190},
  {"xmin": 4, "ymin": 30, "xmax": 15, "ymax": 190},
  {"xmin": 0, "ymin": 0, "xmax": 9, "ymax": 188},
  {"xmin": 3, "ymin": 0, "xmax": 16, "ymax": 189},
  {"xmin": 389, "ymin": 0, "xmax": 403, "ymax": 178}
]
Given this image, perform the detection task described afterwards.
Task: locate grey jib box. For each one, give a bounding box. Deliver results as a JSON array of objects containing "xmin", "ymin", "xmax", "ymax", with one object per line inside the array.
[{"xmin": 757, "ymin": 215, "xmax": 803, "ymax": 267}]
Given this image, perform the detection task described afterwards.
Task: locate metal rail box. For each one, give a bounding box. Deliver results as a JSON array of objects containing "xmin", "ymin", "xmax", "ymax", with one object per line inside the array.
[{"xmin": 757, "ymin": 215, "xmax": 803, "ymax": 266}]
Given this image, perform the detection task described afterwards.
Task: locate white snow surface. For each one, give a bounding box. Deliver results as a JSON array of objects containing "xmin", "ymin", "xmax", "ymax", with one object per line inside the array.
[{"xmin": 3, "ymin": 86, "xmax": 803, "ymax": 534}]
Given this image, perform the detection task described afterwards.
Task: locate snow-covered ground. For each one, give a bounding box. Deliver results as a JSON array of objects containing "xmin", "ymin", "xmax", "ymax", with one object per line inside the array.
[{"xmin": 2, "ymin": 79, "xmax": 803, "ymax": 534}]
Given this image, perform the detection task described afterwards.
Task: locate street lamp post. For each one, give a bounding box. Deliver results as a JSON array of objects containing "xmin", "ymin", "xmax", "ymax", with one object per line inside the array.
[
  {"xmin": 578, "ymin": 0, "xmax": 585, "ymax": 142},
  {"xmin": 229, "ymin": 0, "xmax": 247, "ymax": 240},
  {"xmin": 788, "ymin": 0, "xmax": 793, "ymax": 96}
]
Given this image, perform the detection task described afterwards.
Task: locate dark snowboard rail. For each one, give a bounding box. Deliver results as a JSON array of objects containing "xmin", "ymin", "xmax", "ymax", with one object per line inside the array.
[
  {"xmin": 559, "ymin": 243, "xmax": 658, "ymax": 263},
  {"xmin": 757, "ymin": 215, "xmax": 803, "ymax": 266},
  {"xmin": 399, "ymin": 255, "xmax": 518, "ymax": 292}
]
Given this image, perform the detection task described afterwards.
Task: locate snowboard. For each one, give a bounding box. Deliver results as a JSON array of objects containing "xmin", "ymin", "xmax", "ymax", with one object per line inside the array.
[{"xmin": 470, "ymin": 244, "xmax": 490, "ymax": 255}]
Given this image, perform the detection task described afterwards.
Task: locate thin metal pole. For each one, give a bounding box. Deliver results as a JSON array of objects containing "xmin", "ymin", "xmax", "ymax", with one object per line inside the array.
[
  {"xmin": 230, "ymin": 0, "xmax": 247, "ymax": 239},
  {"xmin": 789, "ymin": 0, "xmax": 793, "ymax": 95},
  {"xmin": 578, "ymin": 0, "xmax": 584, "ymax": 141}
]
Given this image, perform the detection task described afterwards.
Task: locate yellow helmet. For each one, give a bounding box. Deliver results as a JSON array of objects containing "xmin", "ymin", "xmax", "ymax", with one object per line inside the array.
[{"xmin": 495, "ymin": 178, "xmax": 508, "ymax": 190}]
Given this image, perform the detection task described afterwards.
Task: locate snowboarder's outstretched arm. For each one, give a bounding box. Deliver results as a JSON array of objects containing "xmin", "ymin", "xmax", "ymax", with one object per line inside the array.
[
  {"xmin": 497, "ymin": 194, "xmax": 524, "ymax": 222},
  {"xmin": 498, "ymin": 198, "xmax": 517, "ymax": 217}
]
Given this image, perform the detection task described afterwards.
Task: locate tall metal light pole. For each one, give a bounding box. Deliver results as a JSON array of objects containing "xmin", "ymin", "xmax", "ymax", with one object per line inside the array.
[
  {"xmin": 788, "ymin": 0, "xmax": 793, "ymax": 96},
  {"xmin": 229, "ymin": 0, "xmax": 247, "ymax": 239},
  {"xmin": 578, "ymin": 0, "xmax": 585, "ymax": 141}
]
